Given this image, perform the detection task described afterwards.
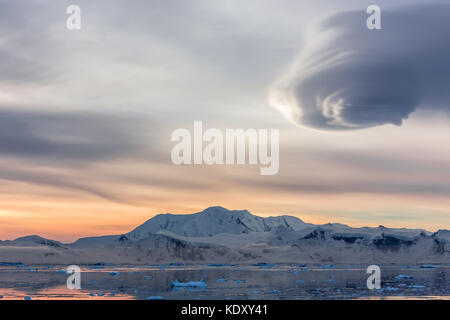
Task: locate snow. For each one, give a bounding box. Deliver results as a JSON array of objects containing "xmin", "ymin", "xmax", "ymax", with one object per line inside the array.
[
  {"xmin": 126, "ymin": 206, "xmax": 308, "ymax": 240},
  {"xmin": 0, "ymin": 206, "xmax": 449, "ymax": 265}
]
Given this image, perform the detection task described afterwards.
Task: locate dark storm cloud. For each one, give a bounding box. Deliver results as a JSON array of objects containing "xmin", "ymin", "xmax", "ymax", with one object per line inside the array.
[{"xmin": 270, "ymin": 4, "xmax": 450, "ymax": 130}]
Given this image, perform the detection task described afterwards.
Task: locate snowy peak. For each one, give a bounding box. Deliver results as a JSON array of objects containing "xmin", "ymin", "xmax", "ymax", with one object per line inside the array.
[
  {"xmin": 0, "ymin": 235, "xmax": 63, "ymax": 247},
  {"xmin": 126, "ymin": 206, "xmax": 307, "ymax": 240}
]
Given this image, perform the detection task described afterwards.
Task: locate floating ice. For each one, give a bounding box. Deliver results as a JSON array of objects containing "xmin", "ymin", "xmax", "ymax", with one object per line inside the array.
[
  {"xmin": 397, "ymin": 274, "xmax": 414, "ymax": 280},
  {"xmin": 24, "ymin": 296, "xmax": 32, "ymax": 300},
  {"xmin": 216, "ymin": 278, "xmax": 227, "ymax": 282},
  {"xmin": 385, "ymin": 287, "xmax": 399, "ymax": 291},
  {"xmin": 109, "ymin": 272, "xmax": 120, "ymax": 276},
  {"xmin": 146, "ymin": 296, "xmax": 164, "ymax": 300},
  {"xmin": 296, "ymin": 280, "xmax": 305, "ymax": 284},
  {"xmin": 171, "ymin": 280, "xmax": 207, "ymax": 288},
  {"xmin": 409, "ymin": 285, "xmax": 426, "ymax": 289},
  {"xmin": 272, "ymin": 290, "xmax": 280, "ymax": 294}
]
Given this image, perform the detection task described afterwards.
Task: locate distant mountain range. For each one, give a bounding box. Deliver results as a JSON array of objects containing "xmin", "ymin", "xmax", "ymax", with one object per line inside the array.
[{"xmin": 1, "ymin": 206, "xmax": 449, "ymax": 265}]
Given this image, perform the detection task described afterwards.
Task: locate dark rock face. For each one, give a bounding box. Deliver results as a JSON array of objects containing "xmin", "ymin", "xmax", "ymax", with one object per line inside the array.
[
  {"xmin": 130, "ymin": 235, "xmax": 236, "ymax": 263},
  {"xmin": 303, "ymin": 229, "xmax": 326, "ymax": 240},
  {"xmin": 332, "ymin": 235, "xmax": 365, "ymax": 244},
  {"xmin": 38, "ymin": 239, "xmax": 62, "ymax": 247},
  {"xmin": 372, "ymin": 234, "xmax": 414, "ymax": 251},
  {"xmin": 433, "ymin": 239, "xmax": 446, "ymax": 254}
]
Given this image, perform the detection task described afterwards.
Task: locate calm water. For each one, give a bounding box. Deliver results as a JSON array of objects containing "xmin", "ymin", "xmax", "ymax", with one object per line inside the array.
[{"xmin": 0, "ymin": 264, "xmax": 448, "ymax": 300}]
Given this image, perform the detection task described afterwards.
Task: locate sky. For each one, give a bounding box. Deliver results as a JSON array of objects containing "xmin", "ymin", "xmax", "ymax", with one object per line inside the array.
[{"xmin": 1, "ymin": 0, "xmax": 450, "ymax": 242}]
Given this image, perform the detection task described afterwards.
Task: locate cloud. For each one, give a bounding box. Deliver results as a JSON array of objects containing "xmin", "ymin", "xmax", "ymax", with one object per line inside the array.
[
  {"xmin": 269, "ymin": 4, "xmax": 450, "ymax": 130},
  {"xmin": 0, "ymin": 108, "xmax": 145, "ymax": 162}
]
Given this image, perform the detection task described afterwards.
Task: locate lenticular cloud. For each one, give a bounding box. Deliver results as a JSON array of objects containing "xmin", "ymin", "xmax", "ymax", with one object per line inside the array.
[{"xmin": 269, "ymin": 4, "xmax": 450, "ymax": 130}]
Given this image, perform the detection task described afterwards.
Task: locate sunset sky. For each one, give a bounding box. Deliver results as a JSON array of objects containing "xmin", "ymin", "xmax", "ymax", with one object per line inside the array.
[{"xmin": 1, "ymin": 0, "xmax": 450, "ymax": 242}]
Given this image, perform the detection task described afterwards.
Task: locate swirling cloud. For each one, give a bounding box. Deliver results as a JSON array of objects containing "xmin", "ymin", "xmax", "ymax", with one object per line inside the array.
[{"xmin": 269, "ymin": 4, "xmax": 450, "ymax": 130}]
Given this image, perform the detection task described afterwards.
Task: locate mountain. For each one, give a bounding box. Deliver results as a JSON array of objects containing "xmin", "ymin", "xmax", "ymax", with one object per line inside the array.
[
  {"xmin": 0, "ymin": 206, "xmax": 449, "ymax": 265},
  {"xmin": 0, "ymin": 235, "xmax": 63, "ymax": 247},
  {"xmin": 126, "ymin": 206, "xmax": 309, "ymax": 240}
]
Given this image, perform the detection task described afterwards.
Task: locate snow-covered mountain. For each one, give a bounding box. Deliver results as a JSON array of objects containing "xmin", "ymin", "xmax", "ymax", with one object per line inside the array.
[
  {"xmin": 0, "ymin": 235, "xmax": 63, "ymax": 247},
  {"xmin": 0, "ymin": 206, "xmax": 449, "ymax": 265},
  {"xmin": 126, "ymin": 206, "xmax": 309, "ymax": 240}
]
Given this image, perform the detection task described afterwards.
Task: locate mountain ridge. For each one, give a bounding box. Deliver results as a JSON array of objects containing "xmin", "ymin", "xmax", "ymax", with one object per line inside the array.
[{"xmin": 1, "ymin": 206, "xmax": 449, "ymax": 265}]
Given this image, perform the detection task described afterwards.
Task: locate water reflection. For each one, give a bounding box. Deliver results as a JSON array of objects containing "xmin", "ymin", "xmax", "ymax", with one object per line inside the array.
[{"xmin": 0, "ymin": 265, "xmax": 448, "ymax": 300}]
